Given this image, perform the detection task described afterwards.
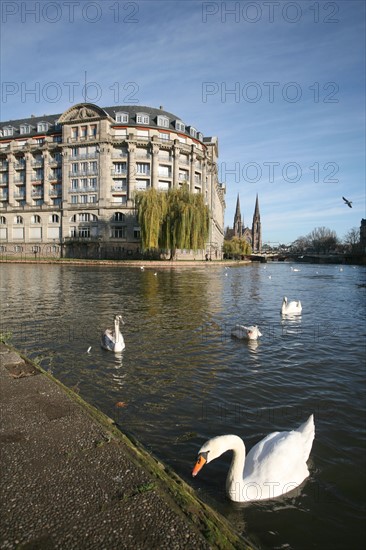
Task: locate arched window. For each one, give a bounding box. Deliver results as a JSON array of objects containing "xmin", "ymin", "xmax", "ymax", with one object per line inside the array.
[
  {"xmin": 0, "ymin": 216, "xmax": 6, "ymax": 225},
  {"xmin": 114, "ymin": 212, "xmax": 125, "ymax": 222},
  {"xmin": 49, "ymin": 214, "xmax": 60, "ymax": 223},
  {"xmin": 31, "ymin": 215, "xmax": 41, "ymax": 224},
  {"xmin": 14, "ymin": 215, "xmax": 23, "ymax": 224}
]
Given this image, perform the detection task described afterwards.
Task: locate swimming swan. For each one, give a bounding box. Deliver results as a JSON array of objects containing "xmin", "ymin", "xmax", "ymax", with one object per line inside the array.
[
  {"xmin": 101, "ymin": 314, "xmax": 125, "ymax": 352},
  {"xmin": 281, "ymin": 296, "xmax": 302, "ymax": 315},
  {"xmin": 231, "ymin": 325, "xmax": 262, "ymax": 340},
  {"xmin": 192, "ymin": 415, "xmax": 315, "ymax": 502}
]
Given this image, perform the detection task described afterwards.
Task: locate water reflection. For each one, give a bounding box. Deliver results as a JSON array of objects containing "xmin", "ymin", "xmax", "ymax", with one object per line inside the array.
[{"xmin": 1, "ymin": 263, "xmax": 365, "ymax": 550}]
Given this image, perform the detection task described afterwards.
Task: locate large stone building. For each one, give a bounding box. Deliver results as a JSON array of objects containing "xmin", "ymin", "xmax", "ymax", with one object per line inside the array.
[
  {"xmin": 0, "ymin": 103, "xmax": 225, "ymax": 259},
  {"xmin": 225, "ymin": 194, "xmax": 262, "ymax": 253}
]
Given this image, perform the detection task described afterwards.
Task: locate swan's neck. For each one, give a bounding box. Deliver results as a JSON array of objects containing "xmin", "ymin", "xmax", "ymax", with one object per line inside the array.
[
  {"xmin": 114, "ymin": 320, "xmax": 122, "ymax": 342},
  {"xmin": 223, "ymin": 435, "xmax": 246, "ymax": 500}
]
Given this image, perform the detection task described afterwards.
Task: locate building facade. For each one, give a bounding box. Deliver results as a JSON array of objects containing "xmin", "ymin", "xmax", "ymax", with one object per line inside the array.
[
  {"xmin": 0, "ymin": 103, "xmax": 225, "ymax": 259},
  {"xmin": 226, "ymin": 194, "xmax": 262, "ymax": 253}
]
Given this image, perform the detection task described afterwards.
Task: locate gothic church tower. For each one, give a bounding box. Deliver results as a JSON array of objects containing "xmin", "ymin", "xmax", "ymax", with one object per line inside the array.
[
  {"xmin": 251, "ymin": 194, "xmax": 262, "ymax": 253},
  {"xmin": 233, "ymin": 194, "xmax": 243, "ymax": 237}
]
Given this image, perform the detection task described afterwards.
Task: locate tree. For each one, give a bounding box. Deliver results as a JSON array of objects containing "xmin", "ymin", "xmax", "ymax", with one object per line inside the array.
[
  {"xmin": 308, "ymin": 226, "xmax": 338, "ymax": 254},
  {"xmin": 343, "ymin": 227, "xmax": 361, "ymax": 253},
  {"xmin": 135, "ymin": 184, "xmax": 210, "ymax": 259},
  {"xmin": 223, "ymin": 237, "xmax": 252, "ymax": 259}
]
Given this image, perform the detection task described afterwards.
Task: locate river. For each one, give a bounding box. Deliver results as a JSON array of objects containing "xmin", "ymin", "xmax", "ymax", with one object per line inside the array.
[{"xmin": 1, "ymin": 262, "xmax": 365, "ymax": 549}]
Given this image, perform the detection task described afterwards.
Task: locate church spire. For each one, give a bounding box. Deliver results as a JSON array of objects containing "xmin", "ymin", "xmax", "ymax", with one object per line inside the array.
[
  {"xmin": 252, "ymin": 194, "xmax": 262, "ymax": 253},
  {"xmin": 233, "ymin": 194, "xmax": 243, "ymax": 237}
]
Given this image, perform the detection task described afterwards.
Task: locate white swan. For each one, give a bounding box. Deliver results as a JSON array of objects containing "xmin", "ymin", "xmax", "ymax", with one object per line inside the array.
[
  {"xmin": 101, "ymin": 314, "xmax": 125, "ymax": 352},
  {"xmin": 192, "ymin": 415, "xmax": 315, "ymax": 503},
  {"xmin": 281, "ymin": 296, "xmax": 302, "ymax": 315},
  {"xmin": 231, "ymin": 324, "xmax": 262, "ymax": 341}
]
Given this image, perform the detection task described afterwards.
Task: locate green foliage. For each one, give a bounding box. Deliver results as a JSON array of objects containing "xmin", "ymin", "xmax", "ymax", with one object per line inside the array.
[
  {"xmin": 223, "ymin": 237, "xmax": 252, "ymax": 259},
  {"xmin": 0, "ymin": 331, "xmax": 12, "ymax": 344},
  {"xmin": 135, "ymin": 184, "xmax": 210, "ymax": 255}
]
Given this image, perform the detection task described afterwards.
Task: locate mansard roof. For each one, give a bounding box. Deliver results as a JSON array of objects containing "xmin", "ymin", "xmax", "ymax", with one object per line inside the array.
[{"xmin": 0, "ymin": 103, "xmax": 211, "ymax": 143}]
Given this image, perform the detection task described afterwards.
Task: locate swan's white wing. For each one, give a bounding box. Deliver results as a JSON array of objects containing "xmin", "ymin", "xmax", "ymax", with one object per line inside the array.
[{"xmin": 244, "ymin": 429, "xmax": 312, "ymax": 491}]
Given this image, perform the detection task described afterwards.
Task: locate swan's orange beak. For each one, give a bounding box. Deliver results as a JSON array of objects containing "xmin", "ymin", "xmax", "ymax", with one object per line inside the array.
[{"xmin": 192, "ymin": 454, "xmax": 207, "ymax": 477}]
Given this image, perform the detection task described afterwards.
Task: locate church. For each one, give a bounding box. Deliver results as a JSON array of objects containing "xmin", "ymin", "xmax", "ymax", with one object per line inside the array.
[{"xmin": 225, "ymin": 194, "xmax": 262, "ymax": 253}]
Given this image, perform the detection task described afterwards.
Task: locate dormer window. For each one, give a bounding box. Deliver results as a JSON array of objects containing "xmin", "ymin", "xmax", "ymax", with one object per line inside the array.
[
  {"xmin": 3, "ymin": 126, "xmax": 14, "ymax": 137},
  {"xmin": 175, "ymin": 120, "xmax": 185, "ymax": 132},
  {"xmin": 189, "ymin": 127, "xmax": 197, "ymax": 138},
  {"xmin": 115, "ymin": 112, "xmax": 129, "ymax": 123},
  {"xmin": 197, "ymin": 132, "xmax": 203, "ymax": 141},
  {"xmin": 20, "ymin": 124, "xmax": 32, "ymax": 135},
  {"xmin": 136, "ymin": 113, "xmax": 149, "ymax": 124},
  {"xmin": 157, "ymin": 115, "xmax": 169, "ymax": 128},
  {"xmin": 37, "ymin": 121, "xmax": 49, "ymax": 132}
]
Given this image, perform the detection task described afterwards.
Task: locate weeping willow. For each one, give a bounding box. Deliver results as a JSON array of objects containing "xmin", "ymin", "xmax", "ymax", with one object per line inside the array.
[
  {"xmin": 135, "ymin": 188, "xmax": 167, "ymax": 250},
  {"xmin": 135, "ymin": 184, "xmax": 210, "ymax": 256}
]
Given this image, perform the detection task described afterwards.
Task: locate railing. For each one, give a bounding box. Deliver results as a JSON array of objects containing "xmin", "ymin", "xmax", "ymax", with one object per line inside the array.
[
  {"xmin": 68, "ymin": 170, "xmax": 98, "ymax": 177},
  {"xmin": 69, "ymin": 187, "xmax": 97, "ymax": 193},
  {"xmin": 111, "ymin": 169, "xmax": 127, "ymax": 176},
  {"xmin": 111, "ymin": 185, "xmax": 127, "ymax": 192}
]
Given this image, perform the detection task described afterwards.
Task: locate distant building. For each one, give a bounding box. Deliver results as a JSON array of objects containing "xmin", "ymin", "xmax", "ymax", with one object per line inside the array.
[
  {"xmin": 360, "ymin": 219, "xmax": 366, "ymax": 253},
  {"xmin": 0, "ymin": 103, "xmax": 225, "ymax": 260},
  {"xmin": 225, "ymin": 194, "xmax": 262, "ymax": 253}
]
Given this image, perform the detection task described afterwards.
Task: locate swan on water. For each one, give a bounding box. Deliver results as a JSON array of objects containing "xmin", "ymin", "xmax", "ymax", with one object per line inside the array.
[
  {"xmin": 281, "ymin": 296, "xmax": 302, "ymax": 315},
  {"xmin": 101, "ymin": 315, "xmax": 125, "ymax": 352},
  {"xmin": 231, "ymin": 325, "xmax": 262, "ymax": 341},
  {"xmin": 192, "ymin": 415, "xmax": 315, "ymax": 502}
]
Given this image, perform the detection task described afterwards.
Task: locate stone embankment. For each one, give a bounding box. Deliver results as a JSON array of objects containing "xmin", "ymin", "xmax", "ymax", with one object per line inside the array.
[{"xmin": 0, "ymin": 344, "xmax": 254, "ymax": 549}]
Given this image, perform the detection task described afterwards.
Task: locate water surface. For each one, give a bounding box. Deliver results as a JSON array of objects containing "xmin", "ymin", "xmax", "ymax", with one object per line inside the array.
[{"xmin": 1, "ymin": 262, "xmax": 365, "ymax": 549}]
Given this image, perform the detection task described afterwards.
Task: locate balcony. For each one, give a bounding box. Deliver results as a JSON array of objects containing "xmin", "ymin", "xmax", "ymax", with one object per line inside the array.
[
  {"xmin": 111, "ymin": 169, "xmax": 127, "ymax": 176},
  {"xmin": 14, "ymin": 179, "xmax": 26, "ymax": 185},
  {"xmin": 14, "ymin": 162, "xmax": 26, "ymax": 170},
  {"xmin": 32, "ymin": 161, "xmax": 43, "ymax": 167},
  {"xmin": 111, "ymin": 185, "xmax": 127, "ymax": 193},
  {"xmin": 69, "ymin": 187, "xmax": 97, "ymax": 193},
  {"xmin": 69, "ymin": 170, "xmax": 98, "ymax": 177},
  {"xmin": 31, "ymin": 189, "xmax": 43, "ymax": 198}
]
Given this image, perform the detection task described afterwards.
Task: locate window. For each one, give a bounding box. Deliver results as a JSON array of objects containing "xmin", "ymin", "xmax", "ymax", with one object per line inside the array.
[
  {"xmin": 89, "ymin": 195, "xmax": 97, "ymax": 203},
  {"xmin": 71, "ymin": 196, "xmax": 78, "ymax": 204},
  {"xmin": 71, "ymin": 127, "xmax": 78, "ymax": 139},
  {"xmin": 115, "ymin": 112, "xmax": 129, "ymax": 123},
  {"xmin": 158, "ymin": 165, "xmax": 171, "ymax": 177},
  {"xmin": 136, "ymin": 163, "xmax": 150, "ymax": 175},
  {"xmin": 133, "ymin": 227, "xmax": 141, "ymax": 239},
  {"xmin": 112, "ymin": 226, "xmax": 126, "ymax": 238},
  {"xmin": 79, "ymin": 227, "xmax": 90, "ymax": 238},
  {"xmin": 0, "ymin": 216, "xmax": 6, "ymax": 224},
  {"xmin": 157, "ymin": 115, "xmax": 169, "ymax": 128},
  {"xmin": 89, "ymin": 125, "xmax": 97, "ymax": 137},
  {"xmin": 35, "ymin": 138, "xmax": 45, "ymax": 145},
  {"xmin": 80, "ymin": 126, "xmax": 87, "ymax": 137},
  {"xmin": 71, "ymin": 163, "xmax": 78, "ymax": 174},
  {"xmin": 114, "ymin": 212, "xmax": 125, "ymax": 222},
  {"xmin": 53, "ymin": 136, "xmax": 62, "ymax": 143},
  {"xmin": 159, "ymin": 132, "xmax": 169, "ymax": 141},
  {"xmin": 14, "ymin": 215, "xmax": 23, "ymax": 224},
  {"xmin": 3, "ymin": 127, "xmax": 14, "ymax": 136},
  {"xmin": 136, "ymin": 113, "xmax": 149, "ymax": 124},
  {"xmin": 71, "ymin": 179, "xmax": 78, "ymax": 189},
  {"xmin": 113, "ymin": 162, "xmax": 127, "ymax": 174},
  {"xmin": 37, "ymin": 122, "xmax": 49, "ymax": 132},
  {"xmin": 80, "ymin": 195, "xmax": 88, "ymax": 203},
  {"xmin": 50, "ymin": 214, "xmax": 59, "ymax": 223},
  {"xmin": 88, "ymin": 178, "xmax": 97, "ymax": 188},
  {"xmin": 197, "ymin": 132, "xmax": 203, "ymax": 141},
  {"xmin": 31, "ymin": 215, "xmax": 41, "ymax": 224},
  {"xmin": 175, "ymin": 120, "xmax": 185, "ymax": 132},
  {"xmin": 20, "ymin": 124, "xmax": 31, "ymax": 134},
  {"xmin": 189, "ymin": 127, "xmax": 197, "ymax": 138}
]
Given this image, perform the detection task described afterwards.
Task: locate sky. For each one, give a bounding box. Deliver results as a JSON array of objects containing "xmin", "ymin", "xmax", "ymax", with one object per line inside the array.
[{"xmin": 0, "ymin": 0, "xmax": 365, "ymax": 245}]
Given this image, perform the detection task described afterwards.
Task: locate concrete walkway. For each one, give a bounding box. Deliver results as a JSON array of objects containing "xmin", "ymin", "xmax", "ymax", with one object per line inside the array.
[{"xmin": 0, "ymin": 344, "xmax": 253, "ymax": 550}]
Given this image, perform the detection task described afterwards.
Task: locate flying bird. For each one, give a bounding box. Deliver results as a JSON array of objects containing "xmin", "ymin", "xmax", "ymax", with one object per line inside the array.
[{"xmin": 342, "ymin": 196, "xmax": 352, "ymax": 208}]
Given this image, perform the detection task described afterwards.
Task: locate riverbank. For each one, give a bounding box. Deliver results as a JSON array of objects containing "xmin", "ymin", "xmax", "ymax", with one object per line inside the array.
[
  {"xmin": 0, "ymin": 344, "xmax": 254, "ymax": 550},
  {"xmin": 0, "ymin": 258, "xmax": 251, "ymax": 268}
]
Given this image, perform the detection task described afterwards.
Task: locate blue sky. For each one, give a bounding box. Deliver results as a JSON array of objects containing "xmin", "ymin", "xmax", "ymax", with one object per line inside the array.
[{"xmin": 1, "ymin": 0, "xmax": 365, "ymax": 244}]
